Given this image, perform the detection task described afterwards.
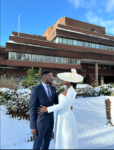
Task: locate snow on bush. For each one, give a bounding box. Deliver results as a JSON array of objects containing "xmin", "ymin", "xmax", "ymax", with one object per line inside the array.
[{"xmin": 0, "ymin": 86, "xmax": 31, "ymax": 116}]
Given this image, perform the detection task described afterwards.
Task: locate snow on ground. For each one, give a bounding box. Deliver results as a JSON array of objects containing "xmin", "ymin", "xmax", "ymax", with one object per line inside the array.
[
  {"xmin": 72, "ymin": 96, "xmax": 114, "ymax": 149},
  {"xmin": 1, "ymin": 96, "xmax": 114, "ymax": 149}
]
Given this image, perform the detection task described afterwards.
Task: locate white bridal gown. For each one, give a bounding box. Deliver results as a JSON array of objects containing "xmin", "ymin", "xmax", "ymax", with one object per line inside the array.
[{"xmin": 47, "ymin": 86, "xmax": 79, "ymax": 149}]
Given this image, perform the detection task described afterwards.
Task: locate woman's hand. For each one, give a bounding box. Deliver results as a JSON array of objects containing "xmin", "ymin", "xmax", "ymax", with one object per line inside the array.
[
  {"xmin": 36, "ymin": 105, "xmax": 48, "ymax": 114},
  {"xmin": 70, "ymin": 106, "xmax": 73, "ymax": 111}
]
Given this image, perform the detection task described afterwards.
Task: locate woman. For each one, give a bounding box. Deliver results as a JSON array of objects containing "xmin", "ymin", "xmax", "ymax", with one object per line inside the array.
[{"xmin": 37, "ymin": 69, "xmax": 83, "ymax": 149}]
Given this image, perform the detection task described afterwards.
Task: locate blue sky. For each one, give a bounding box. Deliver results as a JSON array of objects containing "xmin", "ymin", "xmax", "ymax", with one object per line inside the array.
[{"xmin": 1, "ymin": 0, "xmax": 114, "ymax": 46}]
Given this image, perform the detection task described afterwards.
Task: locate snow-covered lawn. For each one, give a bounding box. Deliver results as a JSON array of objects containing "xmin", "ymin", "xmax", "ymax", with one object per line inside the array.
[{"xmin": 1, "ymin": 96, "xmax": 114, "ymax": 149}]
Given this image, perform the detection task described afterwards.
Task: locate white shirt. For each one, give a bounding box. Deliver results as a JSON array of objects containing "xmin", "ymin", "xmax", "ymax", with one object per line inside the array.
[{"xmin": 42, "ymin": 82, "xmax": 52, "ymax": 98}]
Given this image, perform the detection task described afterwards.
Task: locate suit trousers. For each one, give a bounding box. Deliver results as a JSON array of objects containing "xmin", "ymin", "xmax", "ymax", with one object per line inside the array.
[{"xmin": 33, "ymin": 121, "xmax": 53, "ymax": 149}]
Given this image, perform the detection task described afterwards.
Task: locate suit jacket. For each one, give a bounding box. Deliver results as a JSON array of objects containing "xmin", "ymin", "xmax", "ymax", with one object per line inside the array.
[{"xmin": 30, "ymin": 83, "xmax": 58, "ymax": 129}]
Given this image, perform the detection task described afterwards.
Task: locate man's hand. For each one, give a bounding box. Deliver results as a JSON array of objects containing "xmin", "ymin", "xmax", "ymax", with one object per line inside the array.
[
  {"xmin": 37, "ymin": 106, "xmax": 48, "ymax": 114},
  {"xmin": 31, "ymin": 129, "xmax": 37, "ymax": 137},
  {"xmin": 51, "ymin": 132, "xmax": 54, "ymax": 140}
]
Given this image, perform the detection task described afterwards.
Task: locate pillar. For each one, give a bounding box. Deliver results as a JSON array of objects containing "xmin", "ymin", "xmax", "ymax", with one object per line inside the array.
[{"xmin": 95, "ymin": 62, "xmax": 98, "ymax": 85}]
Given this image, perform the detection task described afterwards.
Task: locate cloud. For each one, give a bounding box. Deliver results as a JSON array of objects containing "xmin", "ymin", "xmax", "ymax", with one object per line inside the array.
[
  {"xmin": 68, "ymin": 0, "xmax": 114, "ymax": 34},
  {"xmin": 68, "ymin": 0, "xmax": 114, "ymax": 14},
  {"xmin": 106, "ymin": 0, "xmax": 114, "ymax": 13},
  {"xmin": 68, "ymin": 0, "xmax": 80, "ymax": 9},
  {"xmin": 85, "ymin": 11, "xmax": 114, "ymax": 34},
  {"xmin": 68, "ymin": 0, "xmax": 96, "ymax": 9}
]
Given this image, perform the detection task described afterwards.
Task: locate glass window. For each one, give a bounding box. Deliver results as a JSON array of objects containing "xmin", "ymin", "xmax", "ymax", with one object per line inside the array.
[
  {"xmin": 73, "ymin": 40, "xmax": 77, "ymax": 46},
  {"xmin": 39, "ymin": 55, "xmax": 45, "ymax": 62},
  {"xmin": 68, "ymin": 58, "xmax": 74, "ymax": 64},
  {"xmin": 78, "ymin": 59, "xmax": 81, "ymax": 64},
  {"xmin": 78, "ymin": 41, "xmax": 83, "ymax": 46},
  {"xmin": 88, "ymin": 42, "xmax": 91, "ymax": 48},
  {"xmin": 77, "ymin": 59, "xmax": 79, "ymax": 64},
  {"xmin": 52, "ymin": 56, "xmax": 57, "ymax": 63},
  {"xmin": 99, "ymin": 44, "xmax": 103, "ymax": 49},
  {"xmin": 103, "ymin": 45, "xmax": 105, "ymax": 50},
  {"xmin": 63, "ymin": 38, "xmax": 67, "ymax": 44},
  {"xmin": 55, "ymin": 37, "xmax": 62, "ymax": 43},
  {"xmin": 55, "ymin": 37, "xmax": 58, "ymax": 43},
  {"xmin": 103, "ymin": 45, "xmax": 108, "ymax": 50},
  {"xmin": 68, "ymin": 39, "xmax": 72, "ymax": 45},
  {"xmin": 91, "ymin": 43, "xmax": 96, "ymax": 48},
  {"xmin": 63, "ymin": 58, "xmax": 68, "ymax": 63},
  {"xmin": 108, "ymin": 46, "xmax": 113, "ymax": 51},
  {"xmin": 8, "ymin": 52, "xmax": 16, "ymax": 59},
  {"xmin": 45, "ymin": 56, "xmax": 52, "ymax": 62},
  {"xmin": 110, "ymin": 47, "xmax": 113, "ymax": 51},
  {"xmin": 74, "ymin": 58, "xmax": 77, "ymax": 64},
  {"xmin": 17, "ymin": 53, "xmax": 25, "ymax": 60},
  {"xmin": 107, "ymin": 46, "xmax": 110, "ymax": 51},
  {"xmin": 77, "ymin": 59, "xmax": 81, "ymax": 64},
  {"xmin": 105, "ymin": 45, "xmax": 108, "ymax": 50},
  {"xmin": 57, "ymin": 37, "xmax": 62, "ymax": 43},
  {"xmin": 32, "ymin": 54, "xmax": 38, "ymax": 61},
  {"xmin": 96, "ymin": 44, "xmax": 100, "ymax": 49},
  {"xmin": 24, "ymin": 54, "xmax": 31, "ymax": 61},
  {"xmin": 85, "ymin": 42, "xmax": 89, "ymax": 47},
  {"xmin": 83, "ymin": 41, "xmax": 85, "ymax": 47},
  {"xmin": 57, "ymin": 57, "xmax": 63, "ymax": 63}
]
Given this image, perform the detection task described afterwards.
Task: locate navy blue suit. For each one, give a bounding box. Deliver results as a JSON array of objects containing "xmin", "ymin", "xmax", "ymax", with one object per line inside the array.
[{"xmin": 30, "ymin": 83, "xmax": 58, "ymax": 149}]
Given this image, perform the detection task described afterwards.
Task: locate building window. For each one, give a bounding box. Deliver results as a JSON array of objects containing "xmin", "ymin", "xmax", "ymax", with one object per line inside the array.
[
  {"xmin": 103, "ymin": 45, "xmax": 107, "ymax": 50},
  {"xmin": 52, "ymin": 56, "xmax": 57, "ymax": 63},
  {"xmin": 99, "ymin": 44, "xmax": 103, "ymax": 50},
  {"xmin": 96, "ymin": 44, "xmax": 100, "ymax": 49},
  {"xmin": 63, "ymin": 38, "xmax": 67, "ymax": 44},
  {"xmin": 92, "ymin": 43, "xmax": 96, "ymax": 48},
  {"xmin": 57, "ymin": 57, "xmax": 63, "ymax": 63},
  {"xmin": 9, "ymin": 52, "xmax": 16, "ymax": 59},
  {"xmin": 24, "ymin": 54, "xmax": 31, "ymax": 61},
  {"xmin": 57, "ymin": 37, "xmax": 62, "ymax": 43},
  {"xmin": 85, "ymin": 42, "xmax": 89, "ymax": 47},
  {"xmin": 68, "ymin": 39, "xmax": 72, "ymax": 45},
  {"xmin": 73, "ymin": 40, "xmax": 77, "ymax": 46},
  {"xmin": 78, "ymin": 41, "xmax": 83, "ymax": 46},
  {"xmin": 55, "ymin": 37, "xmax": 59, "ymax": 43},
  {"xmin": 74, "ymin": 58, "xmax": 77, "ymax": 64},
  {"xmin": 17, "ymin": 53, "xmax": 25, "ymax": 60},
  {"xmin": 88, "ymin": 42, "xmax": 92, "ymax": 48},
  {"xmin": 55, "ymin": 37, "xmax": 114, "ymax": 52},
  {"xmin": 8, "ymin": 52, "xmax": 82, "ymax": 66},
  {"xmin": 108, "ymin": 46, "xmax": 113, "ymax": 51},
  {"xmin": 63, "ymin": 58, "xmax": 68, "ymax": 63},
  {"xmin": 105, "ymin": 45, "xmax": 108, "ymax": 50},
  {"xmin": 55, "ymin": 37, "xmax": 62, "ymax": 43},
  {"xmin": 32, "ymin": 54, "xmax": 38, "ymax": 61},
  {"xmin": 68, "ymin": 58, "xmax": 74, "ymax": 64},
  {"xmin": 77, "ymin": 59, "xmax": 81, "ymax": 64},
  {"xmin": 45, "ymin": 56, "xmax": 52, "ymax": 62},
  {"xmin": 39, "ymin": 55, "xmax": 45, "ymax": 62}
]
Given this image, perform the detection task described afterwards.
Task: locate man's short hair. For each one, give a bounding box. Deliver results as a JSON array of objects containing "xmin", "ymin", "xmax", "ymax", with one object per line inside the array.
[{"xmin": 41, "ymin": 70, "xmax": 51, "ymax": 77}]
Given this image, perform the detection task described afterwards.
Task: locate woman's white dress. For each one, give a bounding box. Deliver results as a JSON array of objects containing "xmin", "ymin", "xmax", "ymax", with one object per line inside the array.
[{"xmin": 47, "ymin": 86, "xmax": 79, "ymax": 149}]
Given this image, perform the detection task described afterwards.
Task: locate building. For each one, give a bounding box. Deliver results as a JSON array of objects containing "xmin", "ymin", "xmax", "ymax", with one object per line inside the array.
[{"xmin": 0, "ymin": 17, "xmax": 114, "ymax": 85}]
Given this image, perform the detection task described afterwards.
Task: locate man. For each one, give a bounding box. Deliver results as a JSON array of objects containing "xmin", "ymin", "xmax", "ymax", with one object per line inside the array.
[{"xmin": 30, "ymin": 70, "xmax": 58, "ymax": 149}]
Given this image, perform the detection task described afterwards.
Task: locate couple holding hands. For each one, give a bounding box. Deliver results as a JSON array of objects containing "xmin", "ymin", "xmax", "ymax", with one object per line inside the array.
[{"xmin": 30, "ymin": 68, "xmax": 83, "ymax": 149}]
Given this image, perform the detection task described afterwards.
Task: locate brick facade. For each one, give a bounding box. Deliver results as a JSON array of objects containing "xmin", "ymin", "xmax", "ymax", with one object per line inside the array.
[{"xmin": 0, "ymin": 17, "xmax": 114, "ymax": 85}]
